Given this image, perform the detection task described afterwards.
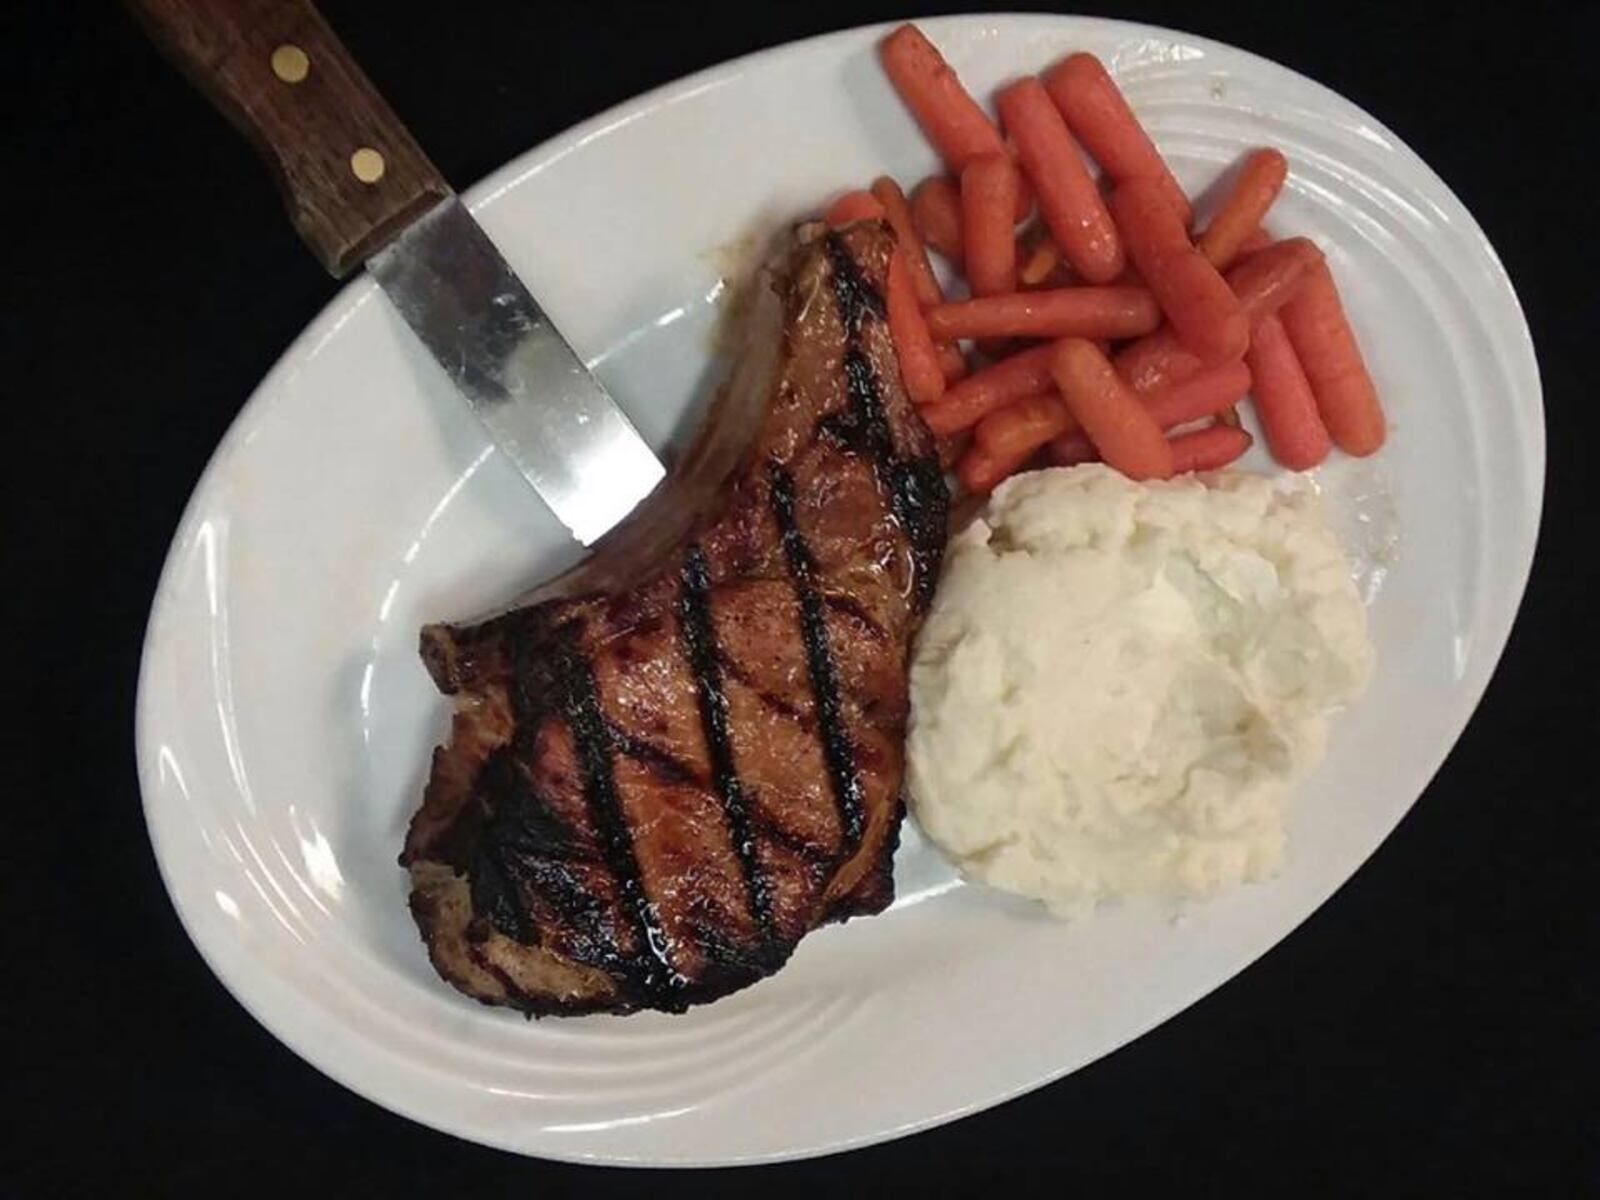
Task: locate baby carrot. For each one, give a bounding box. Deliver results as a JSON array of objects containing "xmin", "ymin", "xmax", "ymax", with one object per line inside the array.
[
  {"xmin": 1005, "ymin": 151, "xmax": 1037, "ymax": 222},
  {"xmin": 920, "ymin": 342, "xmax": 1060, "ymax": 435},
  {"xmin": 1146, "ymin": 360, "xmax": 1254, "ymax": 429},
  {"xmin": 973, "ymin": 393, "xmax": 1073, "ymax": 459},
  {"xmin": 825, "ymin": 190, "xmax": 886, "ymax": 227},
  {"xmin": 1017, "ymin": 233, "xmax": 1062, "ymax": 287},
  {"xmin": 997, "ymin": 77, "xmax": 1125, "ymax": 284},
  {"xmin": 957, "ymin": 440, "xmax": 1038, "ymax": 494},
  {"xmin": 1115, "ymin": 238, "xmax": 1323, "ymax": 391},
  {"xmin": 886, "ymin": 250, "xmax": 947, "ymax": 407},
  {"xmin": 1235, "ymin": 227, "xmax": 1273, "ymax": 258},
  {"xmin": 961, "ymin": 154, "xmax": 1020, "ymax": 296},
  {"xmin": 880, "ymin": 25, "xmax": 1007, "ymax": 173},
  {"xmin": 1229, "ymin": 236, "xmax": 1324, "ymax": 321},
  {"xmin": 1051, "ymin": 338, "xmax": 1174, "ymax": 480},
  {"xmin": 1043, "ymin": 53, "xmax": 1191, "ymax": 227},
  {"xmin": 926, "ymin": 287, "xmax": 1160, "ymax": 341},
  {"xmin": 1245, "ymin": 313, "xmax": 1331, "ymax": 469},
  {"xmin": 1197, "ymin": 149, "xmax": 1289, "ymax": 270},
  {"xmin": 910, "ymin": 175, "xmax": 964, "ymax": 262},
  {"xmin": 1114, "ymin": 328, "xmax": 1200, "ymax": 393},
  {"xmin": 1169, "ymin": 424, "xmax": 1254, "ymax": 473},
  {"xmin": 1278, "ymin": 261, "xmax": 1385, "ymax": 456},
  {"xmin": 871, "ymin": 176, "xmax": 943, "ymax": 308},
  {"xmin": 937, "ymin": 341, "xmax": 969, "ymax": 381},
  {"xmin": 1047, "ymin": 359, "xmax": 1252, "ymax": 461},
  {"xmin": 1111, "ymin": 176, "xmax": 1247, "ymax": 364}
]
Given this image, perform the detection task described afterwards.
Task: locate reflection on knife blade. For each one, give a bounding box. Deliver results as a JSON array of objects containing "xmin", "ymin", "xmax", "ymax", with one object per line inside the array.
[{"xmin": 370, "ymin": 197, "xmax": 664, "ymax": 545}]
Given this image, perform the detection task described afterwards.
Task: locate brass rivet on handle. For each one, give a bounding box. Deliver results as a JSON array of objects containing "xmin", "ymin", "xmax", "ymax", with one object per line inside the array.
[
  {"xmin": 270, "ymin": 44, "xmax": 310, "ymax": 83},
  {"xmin": 350, "ymin": 147, "xmax": 386, "ymax": 184}
]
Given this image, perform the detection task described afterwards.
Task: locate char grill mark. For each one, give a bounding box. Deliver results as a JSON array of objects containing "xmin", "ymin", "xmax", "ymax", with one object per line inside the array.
[
  {"xmin": 705, "ymin": 579, "xmax": 842, "ymax": 860},
  {"xmin": 768, "ymin": 461, "xmax": 866, "ymax": 849},
  {"xmin": 468, "ymin": 749, "xmax": 601, "ymax": 946},
  {"xmin": 538, "ymin": 630, "xmax": 683, "ymax": 1006},
  {"xmin": 678, "ymin": 544, "xmax": 779, "ymax": 950},
  {"xmin": 821, "ymin": 231, "xmax": 887, "ymax": 328}
]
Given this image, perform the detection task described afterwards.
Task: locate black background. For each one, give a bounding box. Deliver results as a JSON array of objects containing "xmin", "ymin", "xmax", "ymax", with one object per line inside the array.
[{"xmin": 6, "ymin": 2, "xmax": 1594, "ymax": 1195}]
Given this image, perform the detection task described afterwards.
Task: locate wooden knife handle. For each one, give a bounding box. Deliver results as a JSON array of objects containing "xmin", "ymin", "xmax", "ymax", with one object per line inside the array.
[{"xmin": 127, "ymin": 0, "xmax": 451, "ymax": 276}]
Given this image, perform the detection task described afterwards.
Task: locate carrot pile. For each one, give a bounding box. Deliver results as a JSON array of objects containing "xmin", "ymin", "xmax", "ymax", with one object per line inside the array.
[{"xmin": 826, "ymin": 23, "xmax": 1386, "ymax": 494}]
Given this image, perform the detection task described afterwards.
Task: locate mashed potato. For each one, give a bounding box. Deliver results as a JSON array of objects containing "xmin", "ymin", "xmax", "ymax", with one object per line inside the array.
[{"xmin": 908, "ymin": 465, "xmax": 1373, "ymax": 916}]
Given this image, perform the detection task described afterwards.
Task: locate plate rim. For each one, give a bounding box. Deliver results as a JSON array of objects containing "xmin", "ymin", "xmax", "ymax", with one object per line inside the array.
[{"xmin": 135, "ymin": 12, "xmax": 1546, "ymax": 1166}]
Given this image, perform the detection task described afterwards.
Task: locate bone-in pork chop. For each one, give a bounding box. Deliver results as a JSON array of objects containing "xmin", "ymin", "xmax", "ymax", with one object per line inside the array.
[{"xmin": 401, "ymin": 221, "xmax": 946, "ymax": 1014}]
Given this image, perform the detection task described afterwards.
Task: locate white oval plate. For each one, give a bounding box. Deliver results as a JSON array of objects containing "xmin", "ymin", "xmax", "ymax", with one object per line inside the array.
[{"xmin": 136, "ymin": 15, "xmax": 1542, "ymax": 1166}]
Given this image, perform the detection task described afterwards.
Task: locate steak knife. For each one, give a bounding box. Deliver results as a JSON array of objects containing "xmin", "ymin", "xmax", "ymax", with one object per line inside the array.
[{"xmin": 128, "ymin": 0, "xmax": 665, "ymax": 545}]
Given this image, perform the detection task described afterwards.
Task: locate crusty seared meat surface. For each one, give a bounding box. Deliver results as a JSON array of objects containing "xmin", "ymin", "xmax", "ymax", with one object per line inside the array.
[{"xmin": 401, "ymin": 222, "xmax": 947, "ymax": 1014}]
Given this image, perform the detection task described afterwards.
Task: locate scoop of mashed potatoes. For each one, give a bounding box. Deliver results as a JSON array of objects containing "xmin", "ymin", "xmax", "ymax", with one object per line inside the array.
[{"xmin": 908, "ymin": 465, "xmax": 1373, "ymax": 916}]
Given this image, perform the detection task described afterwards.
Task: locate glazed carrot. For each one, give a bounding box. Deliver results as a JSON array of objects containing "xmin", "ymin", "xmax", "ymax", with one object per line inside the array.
[
  {"xmin": 1054, "ymin": 425, "xmax": 1255, "ymax": 470},
  {"xmin": 1114, "ymin": 328, "xmax": 1201, "ymax": 394},
  {"xmin": 957, "ymin": 440, "xmax": 1038, "ymax": 494},
  {"xmin": 1245, "ymin": 313, "xmax": 1330, "ymax": 469},
  {"xmin": 920, "ymin": 342, "xmax": 1060, "ymax": 435},
  {"xmin": 974, "ymin": 392, "xmax": 1073, "ymax": 459},
  {"xmin": 997, "ymin": 78, "xmax": 1125, "ymax": 284},
  {"xmin": 872, "ymin": 176, "xmax": 943, "ymax": 308},
  {"xmin": 1279, "ymin": 261, "xmax": 1385, "ymax": 456},
  {"xmin": 886, "ymin": 251, "xmax": 947, "ymax": 406},
  {"xmin": 926, "ymin": 287, "xmax": 1159, "ymax": 341},
  {"xmin": 880, "ymin": 25, "xmax": 1007, "ymax": 172},
  {"xmin": 1050, "ymin": 338, "xmax": 1173, "ymax": 480},
  {"xmin": 1006, "ymin": 154, "xmax": 1038, "ymax": 223},
  {"xmin": 961, "ymin": 154, "xmax": 1020, "ymax": 296},
  {"xmin": 1116, "ymin": 260, "xmax": 1147, "ymax": 289},
  {"xmin": 1111, "ymin": 177, "xmax": 1248, "ymax": 364},
  {"xmin": 1146, "ymin": 360, "xmax": 1254, "ymax": 429},
  {"xmin": 1197, "ymin": 150, "xmax": 1288, "ymax": 270},
  {"xmin": 910, "ymin": 176, "xmax": 964, "ymax": 262},
  {"xmin": 937, "ymin": 341, "xmax": 969, "ymax": 381},
  {"xmin": 1228, "ymin": 237, "xmax": 1324, "ymax": 321},
  {"xmin": 1169, "ymin": 425, "xmax": 1254, "ymax": 473},
  {"xmin": 1046, "ymin": 359, "xmax": 1252, "ymax": 462},
  {"xmin": 1236, "ymin": 227, "xmax": 1273, "ymax": 257},
  {"xmin": 1115, "ymin": 238, "xmax": 1323, "ymax": 391},
  {"xmin": 1043, "ymin": 52, "xmax": 1191, "ymax": 227},
  {"xmin": 825, "ymin": 190, "xmax": 886, "ymax": 227},
  {"xmin": 1017, "ymin": 233, "xmax": 1062, "ymax": 287}
]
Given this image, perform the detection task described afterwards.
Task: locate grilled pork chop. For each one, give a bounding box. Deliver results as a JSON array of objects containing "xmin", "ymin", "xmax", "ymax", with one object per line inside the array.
[{"xmin": 401, "ymin": 221, "xmax": 947, "ymax": 1014}]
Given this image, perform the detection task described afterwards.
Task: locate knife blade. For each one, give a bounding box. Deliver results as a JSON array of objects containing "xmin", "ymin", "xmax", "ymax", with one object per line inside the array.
[
  {"xmin": 127, "ymin": 0, "xmax": 663, "ymax": 545},
  {"xmin": 368, "ymin": 198, "xmax": 663, "ymax": 544}
]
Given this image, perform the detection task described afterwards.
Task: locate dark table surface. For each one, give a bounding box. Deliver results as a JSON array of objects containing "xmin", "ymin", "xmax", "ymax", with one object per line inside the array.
[{"xmin": 7, "ymin": 2, "xmax": 1593, "ymax": 1195}]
